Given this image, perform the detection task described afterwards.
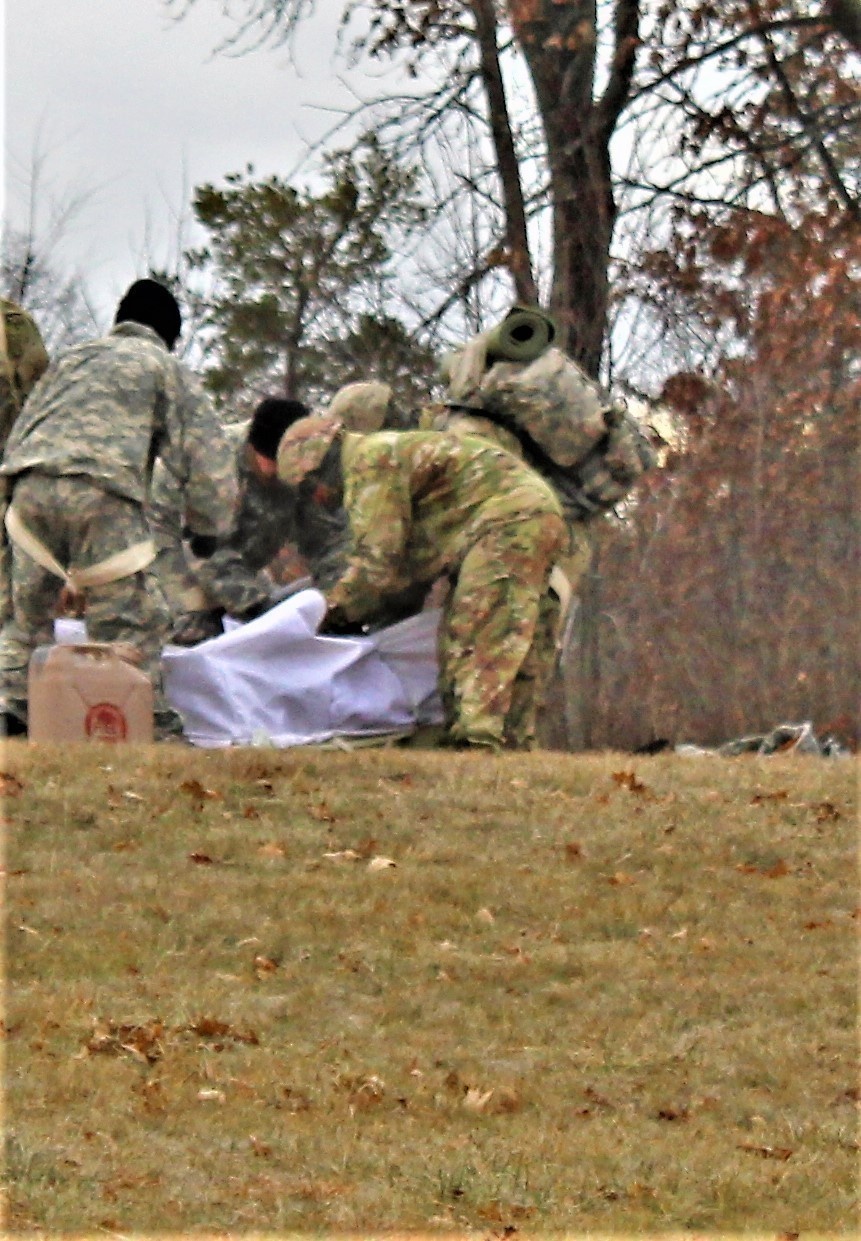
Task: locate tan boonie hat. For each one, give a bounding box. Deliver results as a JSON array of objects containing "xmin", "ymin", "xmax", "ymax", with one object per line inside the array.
[
  {"xmin": 327, "ymin": 381, "xmax": 392, "ymax": 432},
  {"xmin": 276, "ymin": 413, "xmax": 344, "ymax": 486}
]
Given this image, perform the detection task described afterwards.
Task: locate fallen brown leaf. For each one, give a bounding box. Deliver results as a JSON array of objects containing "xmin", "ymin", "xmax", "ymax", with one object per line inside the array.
[
  {"xmin": 656, "ymin": 1105, "xmax": 689, "ymax": 1121},
  {"xmin": 278, "ymin": 1086, "xmax": 312, "ymax": 1112},
  {"xmin": 463, "ymin": 1086, "xmax": 494, "ymax": 1112},
  {"xmin": 188, "ymin": 1017, "xmax": 229, "ymax": 1039},
  {"xmin": 84, "ymin": 1019, "xmax": 165, "ymax": 1063},
  {"xmin": 180, "ymin": 778, "xmax": 221, "ymax": 801},
  {"xmin": 611, "ymin": 770, "xmax": 648, "ymax": 794},
  {"xmin": 814, "ymin": 800, "xmax": 841, "ymax": 822},
  {"xmin": 253, "ymin": 955, "xmax": 279, "ymax": 978},
  {"xmin": 735, "ymin": 859, "xmax": 790, "ymax": 878},
  {"xmin": 309, "ymin": 802, "xmax": 335, "ymax": 822},
  {"xmin": 257, "ymin": 842, "xmax": 287, "ymax": 858},
  {"xmin": 0, "ymin": 772, "xmax": 24, "ymax": 797},
  {"xmin": 737, "ymin": 1141, "xmax": 793, "ymax": 1160},
  {"xmin": 750, "ymin": 789, "xmax": 788, "ymax": 804}
]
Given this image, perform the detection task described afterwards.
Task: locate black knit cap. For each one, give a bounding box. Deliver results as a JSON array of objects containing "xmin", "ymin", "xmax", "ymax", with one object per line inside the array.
[
  {"xmin": 248, "ymin": 397, "xmax": 310, "ymax": 460},
  {"xmin": 114, "ymin": 279, "xmax": 182, "ymax": 350}
]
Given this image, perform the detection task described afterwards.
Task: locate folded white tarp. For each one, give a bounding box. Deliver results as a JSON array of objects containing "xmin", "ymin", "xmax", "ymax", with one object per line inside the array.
[{"xmin": 160, "ymin": 589, "xmax": 443, "ymax": 748}]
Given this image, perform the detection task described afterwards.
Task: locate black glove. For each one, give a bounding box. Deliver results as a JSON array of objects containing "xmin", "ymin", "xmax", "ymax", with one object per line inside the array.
[
  {"xmin": 170, "ymin": 608, "xmax": 225, "ymax": 646},
  {"xmin": 186, "ymin": 532, "xmax": 219, "ymax": 559},
  {"xmin": 319, "ymin": 607, "xmax": 365, "ymax": 636},
  {"xmin": 234, "ymin": 598, "xmax": 272, "ymax": 623}
]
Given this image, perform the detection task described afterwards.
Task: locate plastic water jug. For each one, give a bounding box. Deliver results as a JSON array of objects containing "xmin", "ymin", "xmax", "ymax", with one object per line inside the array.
[{"xmin": 28, "ymin": 643, "xmax": 154, "ymax": 744}]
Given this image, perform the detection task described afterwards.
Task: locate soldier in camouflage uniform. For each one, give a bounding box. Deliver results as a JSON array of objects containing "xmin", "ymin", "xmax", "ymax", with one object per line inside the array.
[
  {"xmin": 0, "ymin": 299, "xmax": 50, "ymax": 624},
  {"xmin": 0, "ymin": 279, "xmax": 237, "ymax": 738},
  {"xmin": 0, "ymin": 298, "xmax": 50, "ymax": 453},
  {"xmin": 419, "ymin": 329, "xmax": 654, "ymax": 605},
  {"xmin": 148, "ymin": 398, "xmax": 311, "ymax": 645},
  {"xmin": 148, "ymin": 385, "xmax": 396, "ymax": 644},
  {"xmin": 276, "ymin": 414, "xmax": 567, "ymax": 750},
  {"xmin": 417, "ymin": 401, "xmax": 592, "ymax": 605}
]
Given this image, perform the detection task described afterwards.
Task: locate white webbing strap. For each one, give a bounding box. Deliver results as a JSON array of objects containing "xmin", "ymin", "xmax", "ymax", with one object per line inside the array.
[
  {"xmin": 5, "ymin": 504, "xmax": 156, "ymax": 591},
  {"xmin": 548, "ymin": 563, "xmax": 572, "ymax": 619}
]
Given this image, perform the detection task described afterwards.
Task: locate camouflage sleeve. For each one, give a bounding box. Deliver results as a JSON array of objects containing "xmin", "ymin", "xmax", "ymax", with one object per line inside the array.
[
  {"xmin": 147, "ymin": 457, "xmax": 184, "ymax": 547},
  {"xmin": 14, "ymin": 333, "xmax": 50, "ymax": 400},
  {"xmin": 161, "ymin": 362, "xmax": 238, "ymax": 540},
  {"xmin": 227, "ymin": 475, "xmax": 298, "ymax": 572},
  {"xmin": 145, "ymin": 457, "xmax": 202, "ymax": 614},
  {"xmin": 324, "ymin": 443, "xmax": 413, "ymax": 624},
  {"xmin": 0, "ymin": 306, "xmax": 49, "ymax": 454},
  {"xmin": 192, "ymin": 546, "xmax": 274, "ymax": 617},
  {"xmin": 189, "ymin": 463, "xmax": 297, "ymax": 614},
  {"xmin": 5, "ymin": 306, "xmax": 49, "ymax": 399}
]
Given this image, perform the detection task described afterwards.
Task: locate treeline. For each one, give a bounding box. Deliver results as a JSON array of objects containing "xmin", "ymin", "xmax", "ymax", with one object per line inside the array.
[{"xmin": 566, "ymin": 212, "xmax": 860, "ymax": 750}]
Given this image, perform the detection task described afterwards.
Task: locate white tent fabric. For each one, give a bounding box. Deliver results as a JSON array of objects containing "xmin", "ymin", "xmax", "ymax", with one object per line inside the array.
[{"xmin": 160, "ymin": 589, "xmax": 443, "ymax": 748}]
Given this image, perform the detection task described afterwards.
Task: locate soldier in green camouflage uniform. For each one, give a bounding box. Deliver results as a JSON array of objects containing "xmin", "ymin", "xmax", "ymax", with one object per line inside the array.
[
  {"xmin": 0, "ymin": 299, "xmax": 50, "ymax": 624},
  {"xmin": 0, "ymin": 298, "xmax": 50, "ymax": 452},
  {"xmin": 417, "ymin": 401, "xmax": 593, "ymax": 600},
  {"xmin": 277, "ymin": 414, "xmax": 567, "ymax": 750},
  {"xmin": 0, "ymin": 279, "xmax": 237, "ymax": 738}
]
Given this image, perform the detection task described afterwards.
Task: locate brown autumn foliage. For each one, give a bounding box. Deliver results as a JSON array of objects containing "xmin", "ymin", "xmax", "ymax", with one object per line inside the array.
[{"xmin": 589, "ymin": 207, "xmax": 860, "ymax": 749}]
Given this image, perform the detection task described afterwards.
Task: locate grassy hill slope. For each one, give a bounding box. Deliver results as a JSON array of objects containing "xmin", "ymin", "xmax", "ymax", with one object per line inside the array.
[{"xmin": 2, "ymin": 742, "xmax": 857, "ymax": 1233}]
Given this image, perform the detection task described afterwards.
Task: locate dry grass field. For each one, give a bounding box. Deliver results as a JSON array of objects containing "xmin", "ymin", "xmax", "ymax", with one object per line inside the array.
[{"xmin": 1, "ymin": 740, "xmax": 857, "ymax": 1235}]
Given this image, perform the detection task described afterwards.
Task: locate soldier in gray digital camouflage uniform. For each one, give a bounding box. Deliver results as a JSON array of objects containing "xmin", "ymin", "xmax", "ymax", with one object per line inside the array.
[
  {"xmin": 147, "ymin": 385, "xmax": 394, "ymax": 645},
  {"xmin": 148, "ymin": 397, "xmax": 311, "ymax": 645},
  {"xmin": 0, "ymin": 298, "xmax": 50, "ymax": 624},
  {"xmin": 276, "ymin": 414, "xmax": 567, "ymax": 750},
  {"xmin": 0, "ymin": 279, "xmax": 237, "ymax": 738}
]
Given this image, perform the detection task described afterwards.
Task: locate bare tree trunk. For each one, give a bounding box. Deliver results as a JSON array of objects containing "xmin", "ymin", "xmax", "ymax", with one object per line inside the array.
[
  {"xmin": 469, "ymin": 0, "xmax": 538, "ymax": 305},
  {"xmin": 507, "ymin": 0, "xmax": 639, "ymax": 374}
]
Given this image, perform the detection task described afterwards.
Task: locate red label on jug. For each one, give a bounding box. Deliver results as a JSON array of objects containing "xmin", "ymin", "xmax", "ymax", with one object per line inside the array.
[{"xmin": 84, "ymin": 702, "xmax": 128, "ymax": 742}]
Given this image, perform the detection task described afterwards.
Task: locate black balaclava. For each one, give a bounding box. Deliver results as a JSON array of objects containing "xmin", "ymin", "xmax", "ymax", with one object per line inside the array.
[
  {"xmin": 248, "ymin": 397, "xmax": 309, "ymax": 461},
  {"xmin": 114, "ymin": 279, "xmax": 182, "ymax": 351}
]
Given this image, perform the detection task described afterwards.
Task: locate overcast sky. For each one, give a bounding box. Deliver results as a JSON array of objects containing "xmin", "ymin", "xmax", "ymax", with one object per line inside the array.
[{"xmin": 4, "ymin": 0, "xmax": 370, "ymax": 326}]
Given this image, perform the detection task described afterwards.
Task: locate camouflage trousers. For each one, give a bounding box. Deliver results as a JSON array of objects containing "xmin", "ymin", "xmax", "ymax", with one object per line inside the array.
[
  {"xmin": 439, "ymin": 511, "xmax": 566, "ymax": 750},
  {"xmin": 0, "ymin": 473, "xmax": 183, "ymax": 737}
]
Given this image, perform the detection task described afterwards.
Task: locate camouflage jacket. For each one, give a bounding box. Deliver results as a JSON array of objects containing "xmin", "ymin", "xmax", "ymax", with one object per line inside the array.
[
  {"xmin": 415, "ymin": 400, "xmax": 592, "ymax": 582},
  {"xmin": 324, "ymin": 429, "xmax": 562, "ymax": 623},
  {"xmin": 193, "ymin": 441, "xmax": 300, "ymax": 614},
  {"xmin": 150, "ymin": 431, "xmax": 351, "ymax": 616},
  {"xmin": 206, "ymin": 437, "xmax": 353, "ymax": 595},
  {"xmin": 0, "ymin": 298, "xmax": 50, "ymax": 456},
  {"xmin": 0, "ymin": 322, "xmax": 236, "ymax": 539}
]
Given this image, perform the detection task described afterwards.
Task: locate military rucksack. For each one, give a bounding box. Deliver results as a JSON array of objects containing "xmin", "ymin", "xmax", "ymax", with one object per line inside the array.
[{"xmin": 448, "ymin": 345, "xmax": 657, "ymax": 523}]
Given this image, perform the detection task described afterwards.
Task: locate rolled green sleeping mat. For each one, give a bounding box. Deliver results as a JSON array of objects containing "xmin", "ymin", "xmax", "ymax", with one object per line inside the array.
[{"xmin": 484, "ymin": 305, "xmax": 557, "ymax": 363}]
